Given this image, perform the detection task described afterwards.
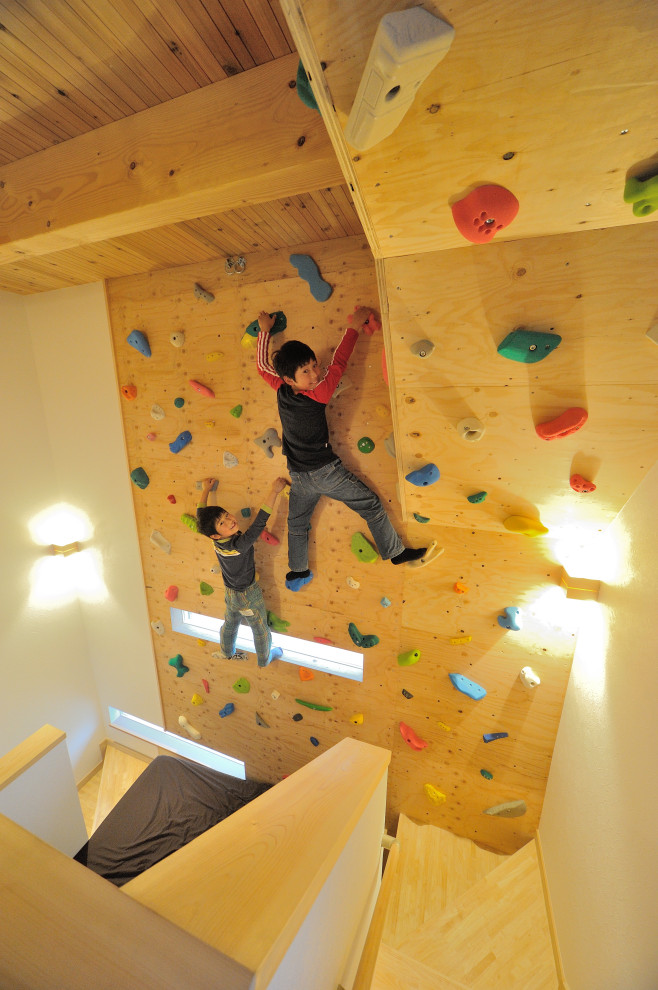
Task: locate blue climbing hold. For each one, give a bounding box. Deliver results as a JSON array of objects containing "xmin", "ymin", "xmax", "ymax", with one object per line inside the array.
[
  {"xmin": 219, "ymin": 702, "xmax": 235, "ymax": 718},
  {"xmin": 483, "ymin": 732, "xmax": 509, "ymax": 743},
  {"xmin": 498, "ymin": 606, "xmax": 522, "ymax": 631},
  {"xmin": 449, "ymin": 672, "xmax": 486, "ymax": 700},
  {"xmin": 406, "ymin": 464, "xmax": 440, "ymax": 487},
  {"xmin": 310, "ymin": 736, "xmax": 320, "ymax": 747},
  {"xmin": 290, "ymin": 254, "xmax": 332, "ymax": 302},
  {"xmin": 169, "ymin": 430, "xmax": 192, "ymax": 453},
  {"xmin": 126, "ymin": 329, "xmax": 151, "ymax": 357}
]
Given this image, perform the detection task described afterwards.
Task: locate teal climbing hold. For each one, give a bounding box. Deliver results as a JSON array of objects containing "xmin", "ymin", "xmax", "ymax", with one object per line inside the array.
[
  {"xmin": 126, "ymin": 329, "xmax": 151, "ymax": 357},
  {"xmin": 168, "ymin": 654, "xmax": 189, "ymax": 677},
  {"xmin": 241, "ymin": 507, "xmax": 252, "ymax": 518},
  {"xmin": 497, "ymin": 328, "xmax": 562, "ymax": 364},
  {"xmin": 233, "ymin": 677, "xmax": 250, "ymax": 694},
  {"xmin": 200, "ymin": 581, "xmax": 214, "ymax": 595},
  {"xmin": 174, "ymin": 397, "xmax": 185, "ymax": 408},
  {"xmin": 130, "ymin": 467, "xmax": 149, "ymax": 489},
  {"xmin": 449, "ymin": 672, "xmax": 486, "ymax": 700},
  {"xmin": 357, "ymin": 436, "xmax": 375, "ymax": 453},
  {"xmin": 348, "ymin": 622, "xmax": 379, "ymax": 649},
  {"xmin": 623, "ymin": 173, "xmax": 658, "ymax": 217},
  {"xmin": 245, "ymin": 311, "xmax": 287, "ymax": 338},
  {"xmin": 296, "ymin": 60, "xmax": 320, "ymax": 113},
  {"xmin": 230, "ymin": 405, "xmax": 243, "ymax": 418},
  {"xmin": 413, "ymin": 513, "xmax": 430, "ymax": 523},
  {"xmin": 351, "ymin": 532, "xmax": 378, "ymax": 563},
  {"xmin": 480, "ymin": 769, "xmax": 494, "ymax": 780},
  {"xmin": 467, "ymin": 491, "xmax": 488, "ymax": 503},
  {"xmin": 290, "ymin": 254, "xmax": 332, "ymax": 302}
]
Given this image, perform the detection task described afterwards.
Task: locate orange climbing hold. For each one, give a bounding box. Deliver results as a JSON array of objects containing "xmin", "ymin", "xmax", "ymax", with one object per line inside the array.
[
  {"xmin": 454, "ymin": 581, "xmax": 469, "ymax": 594},
  {"xmin": 570, "ymin": 473, "xmax": 596, "ymax": 493},
  {"xmin": 189, "ymin": 380, "xmax": 215, "ymax": 398},
  {"xmin": 299, "ymin": 667, "xmax": 315, "ymax": 681},
  {"xmin": 536, "ymin": 407, "xmax": 588, "ymax": 441},
  {"xmin": 164, "ymin": 585, "xmax": 178, "ymax": 602},
  {"xmin": 400, "ymin": 722, "xmax": 428, "ymax": 751},
  {"xmin": 121, "ymin": 385, "xmax": 137, "ymax": 400}
]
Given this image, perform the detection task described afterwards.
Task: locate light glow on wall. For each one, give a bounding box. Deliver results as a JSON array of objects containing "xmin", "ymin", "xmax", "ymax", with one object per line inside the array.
[{"xmin": 28, "ymin": 503, "xmax": 107, "ymax": 607}]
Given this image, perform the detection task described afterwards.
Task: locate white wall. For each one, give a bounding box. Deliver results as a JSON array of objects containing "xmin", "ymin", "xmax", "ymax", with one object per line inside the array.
[
  {"xmin": 540, "ymin": 462, "xmax": 658, "ymax": 990},
  {"xmin": 0, "ymin": 285, "xmax": 162, "ymax": 781}
]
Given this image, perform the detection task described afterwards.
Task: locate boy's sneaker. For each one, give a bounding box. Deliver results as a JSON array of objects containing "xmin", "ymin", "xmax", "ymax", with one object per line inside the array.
[
  {"xmin": 285, "ymin": 569, "xmax": 313, "ymax": 592},
  {"xmin": 213, "ymin": 649, "xmax": 249, "ymax": 662}
]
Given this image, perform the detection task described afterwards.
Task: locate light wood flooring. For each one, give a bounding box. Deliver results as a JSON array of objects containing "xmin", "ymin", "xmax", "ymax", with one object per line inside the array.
[{"xmin": 78, "ymin": 743, "xmax": 152, "ymax": 838}]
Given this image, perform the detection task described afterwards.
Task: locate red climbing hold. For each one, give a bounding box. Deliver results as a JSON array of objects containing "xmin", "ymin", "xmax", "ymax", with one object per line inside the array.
[
  {"xmin": 451, "ymin": 185, "xmax": 519, "ymax": 244},
  {"xmin": 314, "ymin": 636, "xmax": 334, "ymax": 646},
  {"xmin": 189, "ymin": 380, "xmax": 215, "ymax": 398},
  {"xmin": 400, "ymin": 721, "xmax": 428, "ymax": 751},
  {"xmin": 260, "ymin": 530, "xmax": 280, "ymax": 546},
  {"xmin": 164, "ymin": 585, "xmax": 178, "ymax": 602},
  {"xmin": 536, "ymin": 407, "xmax": 588, "ymax": 441},
  {"xmin": 167, "ymin": 494, "xmax": 177, "ymax": 504},
  {"xmin": 201, "ymin": 678, "xmax": 210, "ymax": 693},
  {"xmin": 570, "ymin": 473, "xmax": 596, "ymax": 493}
]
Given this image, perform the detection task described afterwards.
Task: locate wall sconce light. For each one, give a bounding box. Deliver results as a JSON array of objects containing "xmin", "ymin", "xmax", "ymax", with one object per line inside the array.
[
  {"xmin": 560, "ymin": 568, "xmax": 601, "ymax": 601},
  {"xmin": 48, "ymin": 541, "xmax": 81, "ymax": 556}
]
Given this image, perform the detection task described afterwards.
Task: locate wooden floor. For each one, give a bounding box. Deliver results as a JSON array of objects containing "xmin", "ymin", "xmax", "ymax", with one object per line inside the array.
[{"xmin": 77, "ymin": 744, "xmax": 152, "ymax": 837}]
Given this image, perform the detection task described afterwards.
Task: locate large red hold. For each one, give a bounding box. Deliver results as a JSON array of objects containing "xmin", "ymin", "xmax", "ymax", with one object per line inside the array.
[{"xmin": 451, "ymin": 184, "xmax": 519, "ymax": 243}]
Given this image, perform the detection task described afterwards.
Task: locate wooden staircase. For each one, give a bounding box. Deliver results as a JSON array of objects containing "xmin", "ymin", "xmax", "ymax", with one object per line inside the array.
[{"xmin": 372, "ymin": 815, "xmax": 560, "ymax": 990}]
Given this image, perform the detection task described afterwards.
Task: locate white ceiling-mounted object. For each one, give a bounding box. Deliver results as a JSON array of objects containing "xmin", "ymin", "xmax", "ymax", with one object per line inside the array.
[{"xmin": 344, "ymin": 7, "xmax": 455, "ymax": 152}]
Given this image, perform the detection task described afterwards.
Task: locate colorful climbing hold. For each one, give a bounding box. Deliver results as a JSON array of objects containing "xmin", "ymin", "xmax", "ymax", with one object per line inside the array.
[
  {"xmin": 401, "ymin": 689, "xmax": 413, "ymax": 699},
  {"xmin": 168, "ymin": 654, "xmax": 189, "ymax": 677},
  {"xmin": 244, "ymin": 311, "xmax": 287, "ymax": 338},
  {"xmin": 484, "ymin": 800, "xmax": 527, "ymax": 818},
  {"xmin": 254, "ymin": 428, "xmax": 282, "ymax": 458},
  {"xmin": 164, "ymin": 585, "xmax": 178, "ymax": 602},
  {"xmin": 380, "ymin": 597, "xmax": 391, "ymax": 608},
  {"xmin": 260, "ymin": 530, "xmax": 280, "ymax": 546},
  {"xmin": 449, "ymin": 672, "xmax": 486, "ymax": 700},
  {"xmin": 233, "ymin": 678, "xmax": 250, "ymax": 694},
  {"xmin": 623, "ymin": 173, "xmax": 658, "ymax": 217},
  {"xmin": 178, "ymin": 715, "xmax": 201, "ymax": 740},
  {"xmin": 130, "ymin": 467, "xmax": 149, "ymax": 489},
  {"xmin": 181, "ymin": 513, "xmax": 199, "ymax": 532},
  {"xmin": 230, "ymin": 405, "xmax": 243, "ymax": 418},
  {"xmin": 191, "ymin": 693, "xmax": 204, "ymax": 706},
  {"xmin": 299, "ymin": 667, "xmax": 314, "ymax": 681},
  {"xmin": 170, "ymin": 331, "xmax": 185, "ymax": 348},
  {"xmin": 570, "ymin": 473, "xmax": 596, "ymax": 493},
  {"xmin": 400, "ymin": 722, "xmax": 427, "ymax": 750},
  {"xmin": 413, "ymin": 513, "xmax": 430, "ymax": 523},
  {"xmin": 223, "ymin": 452, "xmax": 238, "ymax": 468},
  {"xmin": 167, "ymin": 494, "xmax": 177, "ymax": 504},
  {"xmin": 347, "ymin": 576, "xmax": 360, "ymax": 590},
  {"xmin": 169, "ymin": 430, "xmax": 192, "ymax": 453},
  {"xmin": 296, "ymin": 60, "xmax": 320, "ymax": 112},
  {"xmin": 151, "ymin": 620, "xmax": 165, "ymax": 636},
  {"xmin": 483, "ymin": 731, "xmax": 508, "ymax": 743},
  {"xmin": 271, "ymin": 690, "xmax": 280, "ymax": 700},
  {"xmin": 406, "ymin": 540, "xmax": 444, "ymax": 569},
  {"xmin": 146, "ymin": 432, "xmax": 156, "ymax": 441},
  {"xmin": 194, "ymin": 282, "xmax": 215, "ymax": 303},
  {"xmin": 406, "ymin": 463, "xmax": 440, "ymax": 486},
  {"xmin": 398, "ymin": 649, "xmax": 420, "ymax": 667},
  {"xmin": 126, "ymin": 329, "xmax": 151, "ymax": 357},
  {"xmin": 424, "ymin": 783, "xmax": 446, "ymax": 805},
  {"xmin": 519, "ymin": 666, "xmax": 541, "ymax": 689},
  {"xmin": 255, "ymin": 712, "xmax": 270, "ymax": 728},
  {"xmin": 410, "ymin": 339, "xmax": 434, "ymax": 358},
  {"xmin": 314, "ymin": 636, "xmax": 333, "ymax": 646},
  {"xmin": 348, "ymin": 623, "xmax": 380, "ymax": 649},
  {"xmin": 289, "ymin": 253, "xmax": 332, "ymax": 302},
  {"xmin": 351, "ymin": 532, "xmax": 378, "ymax": 563},
  {"xmin": 449, "ymin": 635, "xmax": 472, "ymax": 645},
  {"xmin": 174, "ymin": 397, "xmax": 185, "ymax": 408},
  {"xmin": 350, "ymin": 713, "xmax": 364, "ymax": 725},
  {"xmin": 535, "ymin": 407, "xmax": 588, "ymax": 441},
  {"xmin": 451, "ymin": 184, "xmax": 519, "ymax": 243},
  {"xmin": 206, "ymin": 351, "xmax": 222, "ymax": 362},
  {"xmin": 454, "ymin": 582, "xmax": 469, "ymax": 594},
  {"xmin": 201, "ymin": 678, "xmax": 210, "ymax": 693},
  {"xmin": 189, "ymin": 380, "xmax": 215, "ymax": 398},
  {"xmin": 467, "ymin": 491, "xmax": 488, "ymax": 503},
  {"xmin": 150, "ymin": 530, "xmax": 171, "ymax": 554},
  {"xmin": 498, "ymin": 606, "xmax": 522, "ymax": 631},
  {"xmin": 121, "ymin": 385, "xmax": 137, "ymax": 400},
  {"xmin": 503, "ymin": 515, "xmax": 548, "ymax": 537},
  {"xmin": 361, "ymin": 312, "xmax": 381, "ymax": 336},
  {"xmin": 295, "ymin": 699, "xmax": 333, "ymax": 711},
  {"xmin": 437, "ymin": 720, "xmax": 451, "ymax": 733},
  {"xmin": 200, "ymin": 581, "xmax": 214, "ymax": 595},
  {"xmin": 310, "ymin": 736, "xmax": 320, "ymax": 747},
  {"xmin": 497, "ymin": 328, "xmax": 562, "ymax": 364},
  {"xmin": 480, "ymin": 769, "xmax": 493, "ymax": 780},
  {"xmin": 151, "ymin": 404, "xmax": 165, "ymax": 420},
  {"xmin": 241, "ymin": 507, "xmax": 252, "ymax": 517},
  {"xmin": 268, "ymin": 611, "xmax": 290, "ymax": 633},
  {"xmin": 219, "ymin": 702, "xmax": 235, "ymax": 718},
  {"xmin": 357, "ymin": 436, "xmax": 375, "ymax": 453}
]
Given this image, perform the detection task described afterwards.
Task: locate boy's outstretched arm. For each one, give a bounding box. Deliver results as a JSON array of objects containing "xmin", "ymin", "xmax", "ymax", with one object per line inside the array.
[
  {"xmin": 197, "ymin": 477, "xmax": 217, "ymax": 508},
  {"xmin": 256, "ymin": 310, "xmax": 283, "ymax": 390},
  {"xmin": 310, "ymin": 306, "xmax": 378, "ymax": 404},
  {"xmin": 233, "ymin": 477, "xmax": 289, "ymax": 552}
]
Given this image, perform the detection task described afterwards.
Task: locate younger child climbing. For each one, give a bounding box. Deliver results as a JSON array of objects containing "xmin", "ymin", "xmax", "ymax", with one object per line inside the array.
[
  {"xmin": 196, "ymin": 476, "xmax": 286, "ymax": 666},
  {"xmin": 256, "ymin": 307, "xmax": 426, "ymax": 591}
]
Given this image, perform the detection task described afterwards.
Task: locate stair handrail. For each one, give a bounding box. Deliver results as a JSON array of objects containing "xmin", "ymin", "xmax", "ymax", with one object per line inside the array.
[{"xmin": 351, "ymin": 835, "xmax": 401, "ymax": 990}]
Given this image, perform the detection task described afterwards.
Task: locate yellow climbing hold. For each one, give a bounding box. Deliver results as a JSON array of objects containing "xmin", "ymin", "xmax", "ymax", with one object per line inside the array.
[
  {"xmin": 424, "ymin": 783, "xmax": 446, "ymax": 805},
  {"xmin": 191, "ymin": 693, "xmax": 204, "ymax": 706},
  {"xmin": 205, "ymin": 421, "xmax": 215, "ymax": 429},
  {"xmin": 375, "ymin": 404, "xmax": 389, "ymax": 418},
  {"xmin": 350, "ymin": 713, "xmax": 364, "ymax": 725},
  {"xmin": 450, "ymin": 635, "xmax": 472, "ymax": 645},
  {"xmin": 503, "ymin": 515, "xmax": 549, "ymax": 537},
  {"xmin": 241, "ymin": 332, "xmax": 257, "ymax": 350},
  {"xmin": 436, "ymin": 720, "xmax": 451, "ymax": 732},
  {"xmin": 205, "ymin": 351, "xmax": 224, "ymax": 361}
]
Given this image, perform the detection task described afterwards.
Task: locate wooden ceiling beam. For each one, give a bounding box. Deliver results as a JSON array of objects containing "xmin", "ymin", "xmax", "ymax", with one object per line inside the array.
[{"xmin": 0, "ymin": 53, "xmax": 343, "ymax": 265}]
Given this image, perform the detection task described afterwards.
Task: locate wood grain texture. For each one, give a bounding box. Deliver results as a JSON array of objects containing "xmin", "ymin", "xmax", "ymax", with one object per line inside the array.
[
  {"xmin": 92, "ymin": 742, "xmax": 151, "ymax": 832},
  {"xmin": 0, "ymin": 724, "xmax": 65, "ymax": 790}
]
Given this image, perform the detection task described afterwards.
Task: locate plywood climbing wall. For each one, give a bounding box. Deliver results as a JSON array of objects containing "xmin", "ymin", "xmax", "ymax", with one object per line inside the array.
[{"xmin": 107, "ymin": 233, "xmax": 587, "ymax": 854}]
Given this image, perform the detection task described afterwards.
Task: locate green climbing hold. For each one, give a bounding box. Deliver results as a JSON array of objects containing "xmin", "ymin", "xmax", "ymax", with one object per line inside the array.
[
  {"xmin": 130, "ymin": 467, "xmax": 149, "ymax": 489},
  {"xmin": 267, "ymin": 611, "xmax": 290, "ymax": 633},
  {"xmin": 348, "ymin": 622, "xmax": 380, "ymax": 649},
  {"xmin": 296, "ymin": 60, "xmax": 320, "ymax": 113},
  {"xmin": 357, "ymin": 436, "xmax": 375, "ymax": 454},
  {"xmin": 174, "ymin": 397, "xmax": 185, "ymax": 408},
  {"xmin": 295, "ymin": 699, "xmax": 333, "ymax": 711},
  {"xmin": 200, "ymin": 581, "xmax": 214, "ymax": 595},
  {"xmin": 351, "ymin": 532, "xmax": 378, "ymax": 563},
  {"xmin": 480, "ymin": 769, "xmax": 493, "ymax": 780},
  {"xmin": 398, "ymin": 649, "xmax": 420, "ymax": 667},
  {"xmin": 497, "ymin": 328, "xmax": 562, "ymax": 364},
  {"xmin": 181, "ymin": 513, "xmax": 199, "ymax": 532},
  {"xmin": 245, "ymin": 310, "xmax": 287, "ymax": 338},
  {"xmin": 413, "ymin": 513, "xmax": 430, "ymax": 523},
  {"xmin": 168, "ymin": 654, "xmax": 189, "ymax": 677},
  {"xmin": 230, "ymin": 405, "xmax": 243, "ymax": 418},
  {"xmin": 233, "ymin": 677, "xmax": 250, "ymax": 694},
  {"xmin": 467, "ymin": 491, "xmax": 488, "ymax": 503},
  {"xmin": 623, "ymin": 173, "xmax": 658, "ymax": 218},
  {"xmin": 241, "ymin": 507, "xmax": 251, "ymax": 517}
]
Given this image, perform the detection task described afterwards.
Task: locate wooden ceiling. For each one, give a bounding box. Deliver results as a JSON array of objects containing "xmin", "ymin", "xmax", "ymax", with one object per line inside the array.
[{"xmin": 0, "ymin": 0, "xmax": 360, "ymax": 293}]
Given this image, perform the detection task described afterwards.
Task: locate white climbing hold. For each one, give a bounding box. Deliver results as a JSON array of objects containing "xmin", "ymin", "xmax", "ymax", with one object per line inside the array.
[
  {"xmin": 223, "ymin": 451, "xmax": 239, "ymax": 468},
  {"xmin": 150, "ymin": 530, "xmax": 171, "ymax": 554},
  {"xmin": 170, "ymin": 331, "xmax": 185, "ymax": 348},
  {"xmin": 151, "ymin": 404, "xmax": 165, "ymax": 420},
  {"xmin": 347, "ymin": 576, "xmax": 360, "ymax": 589},
  {"xmin": 178, "ymin": 715, "xmax": 201, "ymax": 740},
  {"xmin": 151, "ymin": 620, "xmax": 165, "ymax": 636},
  {"xmin": 457, "ymin": 417, "xmax": 486, "ymax": 442},
  {"xmin": 484, "ymin": 800, "xmax": 527, "ymax": 818},
  {"xmin": 519, "ymin": 666, "xmax": 541, "ymax": 689}
]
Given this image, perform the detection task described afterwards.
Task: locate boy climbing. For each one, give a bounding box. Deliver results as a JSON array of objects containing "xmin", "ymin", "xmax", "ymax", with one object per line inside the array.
[
  {"xmin": 256, "ymin": 307, "xmax": 426, "ymax": 591},
  {"xmin": 196, "ymin": 477, "xmax": 286, "ymax": 666}
]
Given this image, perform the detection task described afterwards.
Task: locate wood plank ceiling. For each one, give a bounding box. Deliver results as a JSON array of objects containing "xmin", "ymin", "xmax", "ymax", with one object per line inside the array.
[{"xmin": 0, "ymin": 0, "xmax": 361, "ymax": 293}]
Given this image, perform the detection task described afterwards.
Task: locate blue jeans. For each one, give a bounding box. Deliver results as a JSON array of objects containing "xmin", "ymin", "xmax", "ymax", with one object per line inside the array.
[
  {"xmin": 221, "ymin": 582, "xmax": 272, "ymax": 667},
  {"xmin": 288, "ymin": 459, "xmax": 404, "ymax": 571}
]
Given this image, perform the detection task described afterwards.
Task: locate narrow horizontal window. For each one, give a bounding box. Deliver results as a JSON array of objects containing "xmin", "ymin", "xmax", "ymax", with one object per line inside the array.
[
  {"xmin": 170, "ymin": 607, "xmax": 364, "ymax": 682},
  {"xmin": 108, "ymin": 707, "xmax": 246, "ymax": 778}
]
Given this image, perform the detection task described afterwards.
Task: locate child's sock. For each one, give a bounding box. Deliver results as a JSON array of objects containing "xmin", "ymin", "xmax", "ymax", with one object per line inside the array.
[
  {"xmin": 261, "ymin": 646, "xmax": 283, "ymax": 668},
  {"xmin": 391, "ymin": 547, "xmax": 427, "ymax": 565},
  {"xmin": 285, "ymin": 569, "xmax": 313, "ymax": 591}
]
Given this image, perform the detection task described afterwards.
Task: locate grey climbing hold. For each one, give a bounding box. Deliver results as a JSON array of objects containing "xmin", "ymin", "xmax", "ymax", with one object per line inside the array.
[
  {"xmin": 255, "ymin": 712, "xmax": 270, "ymax": 728},
  {"xmin": 150, "ymin": 530, "xmax": 171, "ymax": 554},
  {"xmin": 223, "ymin": 451, "xmax": 238, "ymax": 468},
  {"xmin": 254, "ymin": 428, "xmax": 282, "ymax": 458},
  {"xmin": 290, "ymin": 253, "xmax": 332, "ymax": 301},
  {"xmin": 410, "ymin": 339, "xmax": 434, "ymax": 358},
  {"xmin": 484, "ymin": 800, "xmax": 527, "ymax": 817},
  {"xmin": 194, "ymin": 282, "xmax": 215, "ymax": 303}
]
